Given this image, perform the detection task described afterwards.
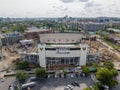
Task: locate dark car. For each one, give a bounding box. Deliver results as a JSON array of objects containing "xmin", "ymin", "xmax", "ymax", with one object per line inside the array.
[
  {"xmin": 71, "ymin": 82, "xmax": 76, "ymax": 86},
  {"xmin": 73, "ymin": 81, "xmax": 80, "ymax": 87}
]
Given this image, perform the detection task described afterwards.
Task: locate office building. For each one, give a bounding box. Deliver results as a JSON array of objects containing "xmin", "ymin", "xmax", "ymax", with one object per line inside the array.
[
  {"xmin": 0, "ymin": 32, "xmax": 23, "ymax": 46},
  {"xmin": 80, "ymin": 22, "xmax": 105, "ymax": 31}
]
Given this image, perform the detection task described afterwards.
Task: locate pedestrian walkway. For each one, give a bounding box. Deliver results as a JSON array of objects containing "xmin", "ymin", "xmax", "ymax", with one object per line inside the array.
[
  {"xmin": 0, "ymin": 71, "xmax": 6, "ymax": 78},
  {"xmin": 91, "ymin": 73, "xmax": 98, "ymax": 83}
]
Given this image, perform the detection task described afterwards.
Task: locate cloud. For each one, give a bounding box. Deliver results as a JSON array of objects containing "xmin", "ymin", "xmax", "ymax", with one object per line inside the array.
[
  {"xmin": 60, "ymin": 0, "xmax": 75, "ymax": 3},
  {"xmin": 60, "ymin": 0, "xmax": 89, "ymax": 3},
  {"xmin": 25, "ymin": 12, "xmax": 33, "ymax": 14},
  {"xmin": 53, "ymin": 5, "xmax": 68, "ymax": 11},
  {"xmin": 79, "ymin": 0, "xmax": 89, "ymax": 2},
  {"xmin": 85, "ymin": 1, "xmax": 101, "ymax": 8}
]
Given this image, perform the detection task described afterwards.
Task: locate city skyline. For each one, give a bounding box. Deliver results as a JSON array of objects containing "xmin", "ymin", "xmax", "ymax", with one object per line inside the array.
[{"xmin": 0, "ymin": 0, "xmax": 120, "ymax": 18}]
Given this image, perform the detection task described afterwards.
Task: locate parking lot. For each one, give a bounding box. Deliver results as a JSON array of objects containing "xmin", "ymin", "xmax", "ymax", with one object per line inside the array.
[
  {"xmin": 28, "ymin": 74, "xmax": 95, "ymax": 90},
  {"xmin": 0, "ymin": 77, "xmax": 15, "ymax": 90},
  {"xmin": 1, "ymin": 73, "xmax": 120, "ymax": 90}
]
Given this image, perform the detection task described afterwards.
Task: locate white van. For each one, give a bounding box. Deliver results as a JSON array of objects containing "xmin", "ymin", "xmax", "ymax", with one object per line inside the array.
[{"xmin": 22, "ymin": 82, "xmax": 36, "ymax": 89}]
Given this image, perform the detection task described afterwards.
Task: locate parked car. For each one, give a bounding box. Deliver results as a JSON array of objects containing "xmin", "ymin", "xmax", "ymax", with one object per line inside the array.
[
  {"xmin": 67, "ymin": 85, "xmax": 73, "ymax": 90},
  {"xmin": 73, "ymin": 81, "xmax": 80, "ymax": 87},
  {"xmin": 71, "ymin": 82, "xmax": 76, "ymax": 86},
  {"xmin": 22, "ymin": 82, "xmax": 36, "ymax": 89},
  {"xmin": 64, "ymin": 87, "xmax": 71, "ymax": 90},
  {"xmin": 30, "ymin": 77, "xmax": 37, "ymax": 81},
  {"xmin": 64, "ymin": 85, "xmax": 73, "ymax": 90}
]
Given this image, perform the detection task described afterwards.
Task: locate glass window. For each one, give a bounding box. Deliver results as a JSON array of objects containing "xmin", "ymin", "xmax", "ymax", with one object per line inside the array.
[{"xmin": 61, "ymin": 58, "xmax": 64, "ymax": 64}]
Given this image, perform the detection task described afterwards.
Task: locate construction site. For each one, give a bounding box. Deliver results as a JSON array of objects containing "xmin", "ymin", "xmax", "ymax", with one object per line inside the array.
[
  {"xmin": 85, "ymin": 37, "xmax": 120, "ymax": 70},
  {"xmin": 0, "ymin": 35, "xmax": 120, "ymax": 74}
]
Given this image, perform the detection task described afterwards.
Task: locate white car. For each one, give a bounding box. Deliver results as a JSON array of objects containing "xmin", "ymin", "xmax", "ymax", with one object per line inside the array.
[
  {"xmin": 64, "ymin": 87, "xmax": 70, "ymax": 90},
  {"xmin": 68, "ymin": 85, "xmax": 73, "ymax": 89},
  {"xmin": 10, "ymin": 86, "xmax": 14, "ymax": 90},
  {"xmin": 64, "ymin": 85, "xmax": 73, "ymax": 90}
]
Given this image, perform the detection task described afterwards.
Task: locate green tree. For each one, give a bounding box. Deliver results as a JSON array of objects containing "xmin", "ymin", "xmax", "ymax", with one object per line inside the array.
[
  {"xmin": 103, "ymin": 61, "xmax": 114, "ymax": 70},
  {"xmin": 35, "ymin": 67, "xmax": 46, "ymax": 78},
  {"xmin": 10, "ymin": 24, "xmax": 26, "ymax": 33},
  {"xmin": 62, "ymin": 70, "xmax": 67, "ymax": 78},
  {"xmin": 92, "ymin": 85, "xmax": 99, "ymax": 90},
  {"xmin": 111, "ymin": 69, "xmax": 118, "ymax": 77},
  {"xmin": 96, "ymin": 68, "xmax": 118, "ymax": 87},
  {"xmin": 16, "ymin": 61, "xmax": 29, "ymax": 70},
  {"xmin": 2, "ymin": 29, "xmax": 10, "ymax": 33},
  {"xmin": 92, "ymin": 63, "xmax": 99, "ymax": 68},
  {"xmin": 83, "ymin": 88, "xmax": 90, "ymax": 90},
  {"xmin": 97, "ymin": 30, "xmax": 102, "ymax": 36},
  {"xmin": 16, "ymin": 71, "xmax": 28, "ymax": 83},
  {"xmin": 82, "ymin": 66, "xmax": 90, "ymax": 74}
]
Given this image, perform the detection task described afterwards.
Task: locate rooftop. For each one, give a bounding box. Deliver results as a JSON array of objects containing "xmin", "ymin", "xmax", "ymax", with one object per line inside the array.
[
  {"xmin": 40, "ymin": 33, "xmax": 84, "ymax": 44},
  {"xmin": 108, "ymin": 28, "xmax": 120, "ymax": 33},
  {"xmin": 0, "ymin": 32, "xmax": 21, "ymax": 38},
  {"xmin": 25, "ymin": 27, "xmax": 51, "ymax": 33},
  {"xmin": 81, "ymin": 22, "xmax": 105, "ymax": 25},
  {"xmin": 45, "ymin": 43, "xmax": 80, "ymax": 48}
]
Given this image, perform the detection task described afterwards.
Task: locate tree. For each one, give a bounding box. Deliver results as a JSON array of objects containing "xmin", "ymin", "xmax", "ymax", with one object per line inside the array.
[
  {"xmin": 16, "ymin": 61, "xmax": 29, "ymax": 70},
  {"xmin": 92, "ymin": 85, "xmax": 99, "ymax": 90},
  {"xmin": 97, "ymin": 30, "xmax": 102, "ymax": 36},
  {"xmin": 62, "ymin": 70, "xmax": 67, "ymax": 78},
  {"xmin": 16, "ymin": 71, "xmax": 28, "ymax": 83},
  {"xmin": 103, "ymin": 61, "xmax": 114, "ymax": 70},
  {"xmin": 92, "ymin": 63, "xmax": 99, "ymax": 68},
  {"xmin": 82, "ymin": 66, "xmax": 90, "ymax": 74},
  {"xmin": 35, "ymin": 68, "xmax": 46, "ymax": 78},
  {"xmin": 2, "ymin": 29, "xmax": 9, "ymax": 33},
  {"xmin": 96, "ymin": 68, "xmax": 118, "ymax": 87},
  {"xmin": 111, "ymin": 69, "xmax": 118, "ymax": 77},
  {"xmin": 10, "ymin": 24, "xmax": 26, "ymax": 33},
  {"xmin": 83, "ymin": 88, "xmax": 90, "ymax": 90}
]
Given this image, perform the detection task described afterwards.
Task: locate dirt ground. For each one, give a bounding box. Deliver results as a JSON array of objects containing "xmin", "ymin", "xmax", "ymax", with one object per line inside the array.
[{"xmin": 85, "ymin": 40, "xmax": 120, "ymax": 62}]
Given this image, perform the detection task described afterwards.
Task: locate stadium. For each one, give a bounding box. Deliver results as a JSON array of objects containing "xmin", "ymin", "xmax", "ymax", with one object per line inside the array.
[{"xmin": 38, "ymin": 33, "xmax": 89, "ymax": 70}]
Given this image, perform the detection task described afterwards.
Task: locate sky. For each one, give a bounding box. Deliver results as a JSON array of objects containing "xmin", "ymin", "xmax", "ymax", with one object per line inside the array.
[{"xmin": 0, "ymin": 0, "xmax": 120, "ymax": 18}]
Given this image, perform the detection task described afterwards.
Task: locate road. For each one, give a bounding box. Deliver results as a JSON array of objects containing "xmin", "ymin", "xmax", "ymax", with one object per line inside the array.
[
  {"xmin": 111, "ymin": 73, "xmax": 120, "ymax": 90},
  {"xmin": 97, "ymin": 39, "xmax": 120, "ymax": 60},
  {"xmin": 0, "ymin": 77, "xmax": 16, "ymax": 90}
]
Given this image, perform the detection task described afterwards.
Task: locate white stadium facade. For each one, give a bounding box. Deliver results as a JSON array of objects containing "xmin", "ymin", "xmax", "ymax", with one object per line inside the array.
[{"xmin": 38, "ymin": 33, "xmax": 89, "ymax": 70}]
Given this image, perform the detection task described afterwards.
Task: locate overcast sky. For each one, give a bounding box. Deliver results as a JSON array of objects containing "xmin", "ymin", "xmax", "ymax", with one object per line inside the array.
[{"xmin": 0, "ymin": 0, "xmax": 120, "ymax": 18}]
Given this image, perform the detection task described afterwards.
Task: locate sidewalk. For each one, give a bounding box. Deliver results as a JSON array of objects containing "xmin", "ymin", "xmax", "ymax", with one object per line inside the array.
[
  {"xmin": 0, "ymin": 71, "xmax": 6, "ymax": 78},
  {"xmin": 91, "ymin": 73, "xmax": 99, "ymax": 83}
]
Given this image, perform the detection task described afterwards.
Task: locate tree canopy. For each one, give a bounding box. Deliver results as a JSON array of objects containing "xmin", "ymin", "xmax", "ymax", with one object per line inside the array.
[
  {"xmin": 103, "ymin": 61, "xmax": 114, "ymax": 70},
  {"xmin": 96, "ymin": 68, "xmax": 118, "ymax": 87},
  {"xmin": 82, "ymin": 66, "xmax": 90, "ymax": 74},
  {"xmin": 35, "ymin": 67, "xmax": 46, "ymax": 78},
  {"xmin": 16, "ymin": 70, "xmax": 28, "ymax": 83},
  {"xmin": 16, "ymin": 61, "xmax": 29, "ymax": 70}
]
